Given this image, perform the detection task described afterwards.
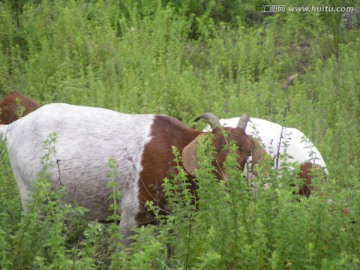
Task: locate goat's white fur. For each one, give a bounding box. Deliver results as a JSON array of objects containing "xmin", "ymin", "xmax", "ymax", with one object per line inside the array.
[
  {"xmin": 0, "ymin": 103, "xmax": 154, "ymax": 241},
  {"xmin": 204, "ymin": 117, "xmax": 328, "ymax": 178}
]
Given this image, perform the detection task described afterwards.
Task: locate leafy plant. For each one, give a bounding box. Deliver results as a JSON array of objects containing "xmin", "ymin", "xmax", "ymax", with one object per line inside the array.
[{"xmin": 0, "ymin": 0, "xmax": 359, "ymax": 268}]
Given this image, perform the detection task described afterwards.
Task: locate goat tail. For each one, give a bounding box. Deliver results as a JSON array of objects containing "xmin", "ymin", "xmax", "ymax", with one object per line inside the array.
[{"xmin": 0, "ymin": 125, "xmax": 8, "ymax": 141}]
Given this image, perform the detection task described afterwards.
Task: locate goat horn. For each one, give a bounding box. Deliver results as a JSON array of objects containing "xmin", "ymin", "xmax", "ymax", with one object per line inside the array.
[
  {"xmin": 194, "ymin": 112, "xmax": 221, "ymax": 129},
  {"xmin": 237, "ymin": 113, "xmax": 249, "ymax": 130}
]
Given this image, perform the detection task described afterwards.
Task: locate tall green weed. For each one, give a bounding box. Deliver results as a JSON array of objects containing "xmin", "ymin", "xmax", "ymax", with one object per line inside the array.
[{"xmin": 0, "ymin": 0, "xmax": 359, "ymax": 268}]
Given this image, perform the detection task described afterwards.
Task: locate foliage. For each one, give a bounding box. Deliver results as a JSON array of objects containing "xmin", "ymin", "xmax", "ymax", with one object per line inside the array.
[{"xmin": 0, "ymin": 0, "xmax": 359, "ymax": 268}]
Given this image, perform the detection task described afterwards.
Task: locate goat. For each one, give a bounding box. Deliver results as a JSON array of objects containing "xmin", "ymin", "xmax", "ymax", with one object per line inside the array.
[
  {"xmin": 204, "ymin": 117, "xmax": 328, "ymax": 197},
  {"xmin": 0, "ymin": 103, "xmax": 264, "ymax": 246},
  {"xmin": 0, "ymin": 92, "xmax": 40, "ymax": 124}
]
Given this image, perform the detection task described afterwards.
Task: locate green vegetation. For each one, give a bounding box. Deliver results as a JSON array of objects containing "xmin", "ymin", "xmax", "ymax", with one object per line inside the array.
[{"xmin": 0, "ymin": 0, "xmax": 359, "ymax": 269}]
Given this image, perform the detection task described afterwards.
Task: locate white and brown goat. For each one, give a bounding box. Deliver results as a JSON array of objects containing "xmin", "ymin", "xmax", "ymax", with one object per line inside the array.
[
  {"xmin": 0, "ymin": 92, "xmax": 40, "ymax": 124},
  {"xmin": 204, "ymin": 117, "xmax": 328, "ymax": 197},
  {"xmin": 0, "ymin": 103, "xmax": 263, "ymax": 245}
]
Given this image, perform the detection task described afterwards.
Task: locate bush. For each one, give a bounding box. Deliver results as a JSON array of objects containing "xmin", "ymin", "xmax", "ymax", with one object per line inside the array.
[{"xmin": 0, "ymin": 0, "xmax": 359, "ymax": 268}]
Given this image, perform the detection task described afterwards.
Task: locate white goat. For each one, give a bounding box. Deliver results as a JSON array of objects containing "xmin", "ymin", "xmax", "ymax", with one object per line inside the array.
[
  {"xmin": 204, "ymin": 116, "xmax": 328, "ymax": 196},
  {"xmin": 0, "ymin": 104, "xmax": 260, "ymax": 245}
]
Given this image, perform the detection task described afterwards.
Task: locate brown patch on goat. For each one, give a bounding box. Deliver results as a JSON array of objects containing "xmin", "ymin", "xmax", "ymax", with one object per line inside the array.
[
  {"xmin": 136, "ymin": 115, "xmax": 201, "ymax": 226},
  {"xmin": 297, "ymin": 162, "xmax": 326, "ymax": 197},
  {"xmin": 210, "ymin": 127, "xmax": 255, "ymax": 179},
  {"xmin": 296, "ymin": 164, "xmax": 353, "ymax": 220},
  {"xmin": 0, "ymin": 92, "xmax": 40, "ymax": 124},
  {"xmin": 136, "ymin": 116, "xmax": 255, "ymax": 227}
]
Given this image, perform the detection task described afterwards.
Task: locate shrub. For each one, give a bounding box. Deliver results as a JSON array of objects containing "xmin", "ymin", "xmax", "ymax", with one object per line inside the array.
[{"xmin": 0, "ymin": 0, "xmax": 359, "ymax": 268}]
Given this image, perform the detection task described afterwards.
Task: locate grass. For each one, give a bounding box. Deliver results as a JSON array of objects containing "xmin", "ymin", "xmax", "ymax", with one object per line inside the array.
[{"xmin": 0, "ymin": 0, "xmax": 359, "ymax": 268}]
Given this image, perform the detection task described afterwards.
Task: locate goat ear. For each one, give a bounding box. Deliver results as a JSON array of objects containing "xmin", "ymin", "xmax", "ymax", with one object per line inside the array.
[
  {"xmin": 182, "ymin": 136, "xmax": 200, "ymax": 176},
  {"xmin": 250, "ymin": 138, "xmax": 266, "ymax": 176}
]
